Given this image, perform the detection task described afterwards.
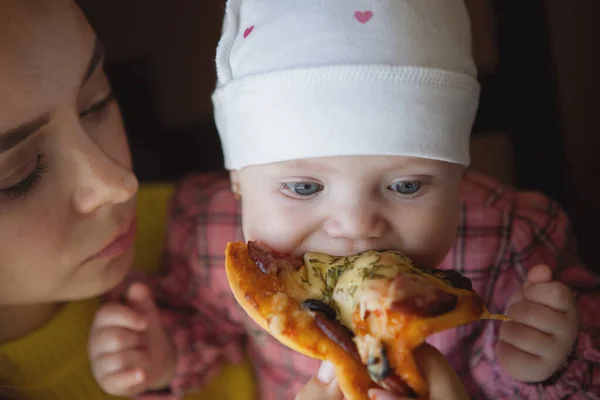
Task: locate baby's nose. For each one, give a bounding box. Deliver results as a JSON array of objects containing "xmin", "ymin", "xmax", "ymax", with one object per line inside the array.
[{"xmin": 323, "ymin": 204, "xmax": 387, "ymax": 240}]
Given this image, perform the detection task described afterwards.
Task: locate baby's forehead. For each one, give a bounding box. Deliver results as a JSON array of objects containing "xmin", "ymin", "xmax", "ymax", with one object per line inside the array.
[{"xmin": 247, "ymin": 155, "xmax": 462, "ymax": 177}]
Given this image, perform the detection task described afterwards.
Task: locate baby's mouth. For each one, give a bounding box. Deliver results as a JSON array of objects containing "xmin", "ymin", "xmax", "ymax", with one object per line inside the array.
[{"xmin": 295, "ymin": 246, "xmax": 403, "ymax": 258}]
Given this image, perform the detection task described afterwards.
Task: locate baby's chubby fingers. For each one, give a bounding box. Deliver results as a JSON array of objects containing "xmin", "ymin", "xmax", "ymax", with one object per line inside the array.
[
  {"xmin": 505, "ymin": 300, "xmax": 564, "ymax": 335},
  {"xmin": 504, "ymin": 264, "xmax": 552, "ymax": 310},
  {"xmin": 92, "ymin": 348, "xmax": 150, "ymax": 381},
  {"xmin": 89, "ymin": 303, "xmax": 147, "ymax": 360},
  {"xmin": 499, "ymin": 320, "xmax": 554, "ymax": 357},
  {"xmin": 92, "ymin": 302, "xmax": 147, "ymax": 331},
  {"xmin": 525, "ymin": 264, "xmax": 553, "ymax": 287},
  {"xmin": 496, "ymin": 340, "xmax": 549, "ymax": 383},
  {"xmin": 523, "ymin": 281, "xmax": 575, "ymax": 313},
  {"xmin": 89, "ymin": 326, "xmax": 145, "ymax": 360},
  {"xmin": 99, "ymin": 368, "xmax": 147, "ymax": 398}
]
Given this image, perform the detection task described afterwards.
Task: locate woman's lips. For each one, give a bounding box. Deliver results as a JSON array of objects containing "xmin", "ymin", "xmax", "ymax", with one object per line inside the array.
[{"xmin": 90, "ymin": 217, "xmax": 137, "ymax": 261}]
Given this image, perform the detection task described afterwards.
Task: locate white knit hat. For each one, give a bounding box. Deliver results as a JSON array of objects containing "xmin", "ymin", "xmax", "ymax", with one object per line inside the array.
[{"xmin": 213, "ymin": 0, "xmax": 480, "ymax": 170}]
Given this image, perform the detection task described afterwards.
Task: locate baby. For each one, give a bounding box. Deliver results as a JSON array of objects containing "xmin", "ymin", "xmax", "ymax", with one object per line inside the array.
[{"xmin": 89, "ymin": 0, "xmax": 599, "ymax": 399}]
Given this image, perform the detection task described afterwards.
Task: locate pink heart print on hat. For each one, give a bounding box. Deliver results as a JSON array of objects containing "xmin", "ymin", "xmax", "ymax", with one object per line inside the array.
[
  {"xmin": 243, "ymin": 25, "xmax": 254, "ymax": 38},
  {"xmin": 354, "ymin": 10, "xmax": 373, "ymax": 23}
]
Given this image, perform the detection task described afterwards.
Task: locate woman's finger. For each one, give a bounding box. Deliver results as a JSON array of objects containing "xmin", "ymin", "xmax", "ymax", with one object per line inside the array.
[
  {"xmin": 413, "ymin": 344, "xmax": 469, "ymax": 400},
  {"xmin": 295, "ymin": 361, "xmax": 344, "ymax": 400},
  {"xmin": 367, "ymin": 388, "xmax": 403, "ymax": 400}
]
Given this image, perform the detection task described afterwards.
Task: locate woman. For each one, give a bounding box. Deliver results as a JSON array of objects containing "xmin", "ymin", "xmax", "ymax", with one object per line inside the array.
[{"xmin": 0, "ymin": 0, "xmax": 138, "ymax": 398}]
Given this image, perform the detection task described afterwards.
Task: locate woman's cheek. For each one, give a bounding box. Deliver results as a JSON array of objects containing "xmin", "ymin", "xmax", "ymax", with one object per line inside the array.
[{"xmin": 0, "ymin": 206, "xmax": 58, "ymax": 301}]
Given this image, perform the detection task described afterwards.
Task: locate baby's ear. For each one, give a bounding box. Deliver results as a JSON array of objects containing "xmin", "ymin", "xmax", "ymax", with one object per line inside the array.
[
  {"xmin": 229, "ymin": 170, "xmax": 240, "ymax": 188},
  {"xmin": 230, "ymin": 170, "xmax": 241, "ymax": 200}
]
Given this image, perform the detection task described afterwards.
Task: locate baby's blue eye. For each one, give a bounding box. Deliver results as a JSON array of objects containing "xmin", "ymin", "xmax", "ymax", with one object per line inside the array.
[
  {"xmin": 389, "ymin": 180, "xmax": 421, "ymax": 195},
  {"xmin": 285, "ymin": 182, "xmax": 323, "ymax": 196}
]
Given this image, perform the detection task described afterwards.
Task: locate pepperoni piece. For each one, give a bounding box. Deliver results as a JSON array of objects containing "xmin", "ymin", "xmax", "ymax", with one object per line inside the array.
[
  {"xmin": 313, "ymin": 313, "xmax": 361, "ymax": 361},
  {"xmin": 248, "ymin": 241, "xmax": 303, "ymax": 275}
]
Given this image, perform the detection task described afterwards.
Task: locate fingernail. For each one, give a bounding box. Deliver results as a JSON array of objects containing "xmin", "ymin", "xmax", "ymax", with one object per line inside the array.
[
  {"xmin": 124, "ymin": 174, "xmax": 139, "ymax": 192},
  {"xmin": 137, "ymin": 318, "xmax": 148, "ymax": 330},
  {"xmin": 316, "ymin": 361, "xmax": 336, "ymax": 384},
  {"xmin": 368, "ymin": 388, "xmax": 400, "ymax": 400},
  {"xmin": 133, "ymin": 369, "xmax": 145, "ymax": 383}
]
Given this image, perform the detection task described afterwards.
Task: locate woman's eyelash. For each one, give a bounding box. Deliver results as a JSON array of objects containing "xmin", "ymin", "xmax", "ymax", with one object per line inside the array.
[
  {"xmin": 0, "ymin": 155, "xmax": 48, "ymax": 200},
  {"xmin": 79, "ymin": 91, "xmax": 115, "ymax": 118}
]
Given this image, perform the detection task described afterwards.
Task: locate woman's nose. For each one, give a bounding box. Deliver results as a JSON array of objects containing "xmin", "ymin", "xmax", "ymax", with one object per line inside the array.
[{"xmin": 70, "ymin": 146, "xmax": 138, "ymax": 214}]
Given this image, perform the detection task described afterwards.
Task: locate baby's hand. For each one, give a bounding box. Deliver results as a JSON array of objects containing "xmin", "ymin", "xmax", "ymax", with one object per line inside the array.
[
  {"xmin": 497, "ymin": 265, "xmax": 578, "ymax": 382},
  {"xmin": 88, "ymin": 283, "xmax": 176, "ymax": 397}
]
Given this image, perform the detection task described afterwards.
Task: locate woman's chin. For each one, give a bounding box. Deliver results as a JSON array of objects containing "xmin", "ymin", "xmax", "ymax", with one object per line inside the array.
[{"xmin": 65, "ymin": 249, "xmax": 136, "ymax": 301}]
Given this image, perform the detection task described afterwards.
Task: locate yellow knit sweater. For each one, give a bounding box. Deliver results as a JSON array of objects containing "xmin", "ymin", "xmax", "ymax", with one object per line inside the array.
[
  {"xmin": 0, "ymin": 297, "xmax": 124, "ymax": 400},
  {"xmin": 0, "ymin": 296, "xmax": 254, "ymax": 400},
  {"xmin": 0, "ymin": 185, "xmax": 256, "ymax": 400}
]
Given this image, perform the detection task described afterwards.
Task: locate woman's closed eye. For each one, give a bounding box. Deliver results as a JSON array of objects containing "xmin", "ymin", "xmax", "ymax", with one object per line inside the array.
[
  {"xmin": 0, "ymin": 92, "xmax": 114, "ymax": 203},
  {"xmin": 79, "ymin": 90, "xmax": 115, "ymax": 120},
  {"xmin": 0, "ymin": 154, "xmax": 48, "ymax": 200},
  {"xmin": 279, "ymin": 181, "xmax": 324, "ymax": 199}
]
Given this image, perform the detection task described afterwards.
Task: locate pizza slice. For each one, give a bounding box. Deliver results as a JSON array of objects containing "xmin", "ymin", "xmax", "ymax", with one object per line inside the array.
[{"xmin": 225, "ymin": 241, "xmax": 507, "ymax": 400}]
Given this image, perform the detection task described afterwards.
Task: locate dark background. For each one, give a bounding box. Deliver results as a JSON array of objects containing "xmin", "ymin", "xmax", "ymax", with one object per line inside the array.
[{"xmin": 77, "ymin": 0, "xmax": 600, "ymax": 269}]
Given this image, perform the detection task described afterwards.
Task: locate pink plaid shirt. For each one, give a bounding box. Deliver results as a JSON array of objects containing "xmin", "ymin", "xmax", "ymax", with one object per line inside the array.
[{"xmin": 141, "ymin": 171, "xmax": 600, "ymax": 400}]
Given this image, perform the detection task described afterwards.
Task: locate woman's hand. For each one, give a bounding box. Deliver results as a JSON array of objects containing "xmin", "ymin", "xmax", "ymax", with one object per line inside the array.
[
  {"xmin": 296, "ymin": 343, "xmax": 469, "ymax": 400},
  {"xmin": 370, "ymin": 344, "xmax": 469, "ymax": 400}
]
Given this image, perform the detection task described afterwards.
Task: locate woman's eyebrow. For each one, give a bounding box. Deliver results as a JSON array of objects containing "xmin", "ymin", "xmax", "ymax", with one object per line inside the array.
[
  {"xmin": 0, "ymin": 39, "xmax": 104, "ymax": 155},
  {"xmin": 0, "ymin": 114, "xmax": 50, "ymax": 154},
  {"xmin": 81, "ymin": 37, "xmax": 104, "ymax": 85}
]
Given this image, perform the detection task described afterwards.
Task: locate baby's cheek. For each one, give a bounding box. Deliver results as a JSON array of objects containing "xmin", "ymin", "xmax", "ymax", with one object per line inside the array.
[
  {"xmin": 241, "ymin": 201, "xmax": 286, "ymax": 246},
  {"xmin": 241, "ymin": 199, "xmax": 315, "ymax": 254},
  {"xmin": 396, "ymin": 210, "xmax": 458, "ymax": 267}
]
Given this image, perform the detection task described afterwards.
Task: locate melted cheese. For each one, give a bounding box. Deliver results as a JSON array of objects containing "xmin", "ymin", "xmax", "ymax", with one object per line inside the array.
[
  {"xmin": 279, "ymin": 249, "xmax": 416, "ymax": 329},
  {"xmin": 332, "ymin": 251, "xmax": 413, "ymax": 328}
]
